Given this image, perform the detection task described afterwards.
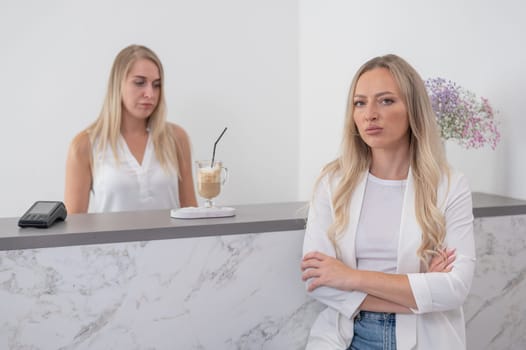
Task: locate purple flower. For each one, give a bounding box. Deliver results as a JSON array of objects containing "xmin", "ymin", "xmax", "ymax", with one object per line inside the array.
[{"xmin": 425, "ymin": 77, "xmax": 500, "ymax": 150}]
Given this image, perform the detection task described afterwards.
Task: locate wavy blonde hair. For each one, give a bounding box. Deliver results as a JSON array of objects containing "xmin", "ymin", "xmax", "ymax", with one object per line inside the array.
[
  {"xmin": 317, "ymin": 54, "xmax": 449, "ymax": 266},
  {"xmin": 87, "ymin": 44, "xmax": 180, "ymax": 175}
]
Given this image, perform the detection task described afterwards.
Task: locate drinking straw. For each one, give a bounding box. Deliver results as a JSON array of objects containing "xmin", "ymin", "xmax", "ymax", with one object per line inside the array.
[{"xmin": 211, "ymin": 127, "xmax": 227, "ymax": 167}]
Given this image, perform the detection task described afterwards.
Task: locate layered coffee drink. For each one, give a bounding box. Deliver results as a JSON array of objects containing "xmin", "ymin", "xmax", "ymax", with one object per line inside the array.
[
  {"xmin": 197, "ymin": 165, "xmax": 221, "ymax": 200},
  {"xmin": 195, "ymin": 160, "xmax": 228, "ymax": 208}
]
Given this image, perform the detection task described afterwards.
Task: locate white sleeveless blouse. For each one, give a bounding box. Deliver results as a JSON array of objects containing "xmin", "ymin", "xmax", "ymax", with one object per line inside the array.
[{"xmin": 90, "ymin": 135, "xmax": 180, "ymax": 213}]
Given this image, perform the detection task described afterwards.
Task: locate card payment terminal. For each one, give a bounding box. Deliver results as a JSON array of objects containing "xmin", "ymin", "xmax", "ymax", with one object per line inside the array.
[{"xmin": 18, "ymin": 201, "xmax": 68, "ymax": 228}]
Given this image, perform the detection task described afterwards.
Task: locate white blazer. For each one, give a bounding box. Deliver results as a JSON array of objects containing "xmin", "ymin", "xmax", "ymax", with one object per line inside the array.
[{"xmin": 303, "ymin": 168, "xmax": 475, "ymax": 350}]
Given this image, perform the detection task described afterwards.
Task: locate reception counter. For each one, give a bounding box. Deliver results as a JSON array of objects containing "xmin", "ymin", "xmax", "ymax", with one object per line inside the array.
[{"xmin": 1, "ymin": 193, "xmax": 525, "ymax": 349}]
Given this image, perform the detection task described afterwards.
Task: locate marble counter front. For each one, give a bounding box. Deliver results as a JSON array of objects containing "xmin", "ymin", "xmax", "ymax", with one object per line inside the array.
[
  {"xmin": 1, "ymin": 194, "xmax": 525, "ymax": 349},
  {"xmin": 1, "ymin": 203, "xmax": 320, "ymax": 349},
  {"xmin": 1, "ymin": 229, "xmax": 322, "ymax": 349}
]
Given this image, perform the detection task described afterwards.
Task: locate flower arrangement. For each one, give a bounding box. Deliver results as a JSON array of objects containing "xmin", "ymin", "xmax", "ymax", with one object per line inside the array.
[{"xmin": 425, "ymin": 77, "xmax": 500, "ymax": 150}]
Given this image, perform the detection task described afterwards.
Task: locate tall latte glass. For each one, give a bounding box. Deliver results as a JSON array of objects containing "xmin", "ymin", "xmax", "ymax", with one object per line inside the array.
[{"xmin": 195, "ymin": 160, "xmax": 228, "ymax": 208}]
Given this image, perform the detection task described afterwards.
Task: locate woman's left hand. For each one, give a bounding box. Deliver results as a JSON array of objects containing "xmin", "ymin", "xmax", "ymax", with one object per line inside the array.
[
  {"xmin": 301, "ymin": 251, "xmax": 356, "ymax": 292},
  {"xmin": 428, "ymin": 248, "xmax": 456, "ymax": 272}
]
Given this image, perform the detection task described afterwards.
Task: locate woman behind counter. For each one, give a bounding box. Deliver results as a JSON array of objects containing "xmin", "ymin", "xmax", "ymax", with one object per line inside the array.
[
  {"xmin": 301, "ymin": 54, "xmax": 475, "ymax": 349},
  {"xmin": 65, "ymin": 44, "xmax": 197, "ymax": 213}
]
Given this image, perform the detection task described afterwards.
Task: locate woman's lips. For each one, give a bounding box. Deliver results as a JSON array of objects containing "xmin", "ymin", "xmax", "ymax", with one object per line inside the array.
[{"xmin": 365, "ymin": 126, "xmax": 383, "ymax": 135}]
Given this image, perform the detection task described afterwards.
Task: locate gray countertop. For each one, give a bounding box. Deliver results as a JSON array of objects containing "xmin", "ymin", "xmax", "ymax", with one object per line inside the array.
[
  {"xmin": 472, "ymin": 192, "xmax": 526, "ymax": 217},
  {"xmin": 1, "ymin": 192, "xmax": 525, "ymax": 251},
  {"xmin": 0, "ymin": 202, "xmax": 308, "ymax": 251}
]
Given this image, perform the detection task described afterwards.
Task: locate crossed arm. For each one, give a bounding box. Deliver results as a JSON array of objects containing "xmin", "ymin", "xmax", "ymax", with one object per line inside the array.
[
  {"xmin": 302, "ymin": 174, "xmax": 474, "ymax": 316},
  {"xmin": 301, "ymin": 249, "xmax": 456, "ymax": 314}
]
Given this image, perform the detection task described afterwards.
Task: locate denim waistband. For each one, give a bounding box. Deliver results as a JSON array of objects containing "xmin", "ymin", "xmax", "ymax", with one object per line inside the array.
[{"xmin": 356, "ymin": 311, "xmax": 396, "ymax": 321}]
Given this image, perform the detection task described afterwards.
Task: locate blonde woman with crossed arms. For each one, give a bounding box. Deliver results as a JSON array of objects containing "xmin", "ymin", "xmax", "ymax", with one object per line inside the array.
[{"xmin": 301, "ymin": 54, "xmax": 475, "ymax": 350}]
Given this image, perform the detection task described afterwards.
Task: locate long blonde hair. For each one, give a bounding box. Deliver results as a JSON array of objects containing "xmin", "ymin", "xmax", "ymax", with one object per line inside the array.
[
  {"xmin": 317, "ymin": 54, "xmax": 449, "ymax": 266},
  {"xmin": 87, "ymin": 44, "xmax": 180, "ymax": 175}
]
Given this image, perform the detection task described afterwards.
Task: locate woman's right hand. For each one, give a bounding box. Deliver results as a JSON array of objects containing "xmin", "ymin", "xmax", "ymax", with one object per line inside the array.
[{"xmin": 428, "ymin": 248, "xmax": 456, "ymax": 272}]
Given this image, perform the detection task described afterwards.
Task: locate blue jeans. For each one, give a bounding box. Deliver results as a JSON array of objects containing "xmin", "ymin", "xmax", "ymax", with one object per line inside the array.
[{"xmin": 348, "ymin": 311, "xmax": 396, "ymax": 350}]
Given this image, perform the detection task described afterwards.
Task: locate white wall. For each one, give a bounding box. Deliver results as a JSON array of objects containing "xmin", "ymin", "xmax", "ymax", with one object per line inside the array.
[
  {"xmin": 2, "ymin": 0, "xmax": 524, "ymax": 218},
  {"xmin": 0, "ymin": 0, "xmax": 299, "ymax": 217},
  {"xmin": 299, "ymin": 0, "xmax": 526, "ymax": 200}
]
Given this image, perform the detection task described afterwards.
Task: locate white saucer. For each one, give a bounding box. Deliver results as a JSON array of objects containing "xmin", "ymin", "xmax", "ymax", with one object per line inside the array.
[{"xmin": 170, "ymin": 206, "xmax": 236, "ymax": 219}]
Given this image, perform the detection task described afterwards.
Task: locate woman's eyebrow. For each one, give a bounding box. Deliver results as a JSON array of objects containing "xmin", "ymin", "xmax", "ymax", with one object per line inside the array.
[
  {"xmin": 354, "ymin": 91, "xmax": 395, "ymax": 99},
  {"xmin": 130, "ymin": 75, "xmax": 161, "ymax": 81}
]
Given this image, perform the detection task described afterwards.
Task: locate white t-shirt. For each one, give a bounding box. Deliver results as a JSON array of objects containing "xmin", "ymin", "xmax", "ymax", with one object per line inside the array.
[
  {"xmin": 355, "ymin": 172, "xmax": 406, "ymax": 273},
  {"xmin": 90, "ymin": 135, "xmax": 180, "ymax": 213}
]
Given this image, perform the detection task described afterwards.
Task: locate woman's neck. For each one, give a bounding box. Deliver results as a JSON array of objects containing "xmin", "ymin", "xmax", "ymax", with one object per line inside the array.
[
  {"xmin": 120, "ymin": 115, "xmax": 148, "ymax": 136},
  {"xmin": 369, "ymin": 147, "xmax": 410, "ymax": 180}
]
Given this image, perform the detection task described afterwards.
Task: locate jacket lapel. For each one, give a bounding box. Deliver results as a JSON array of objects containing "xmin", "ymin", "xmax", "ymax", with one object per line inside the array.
[
  {"xmin": 396, "ymin": 167, "xmax": 419, "ymax": 350},
  {"xmin": 397, "ymin": 167, "xmax": 421, "ymax": 274},
  {"xmin": 340, "ymin": 172, "xmax": 367, "ymax": 268}
]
